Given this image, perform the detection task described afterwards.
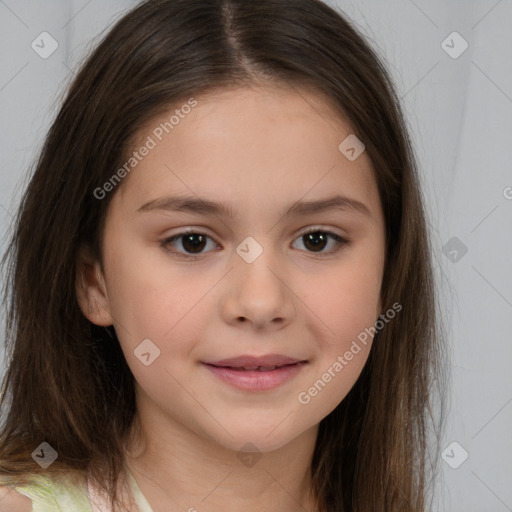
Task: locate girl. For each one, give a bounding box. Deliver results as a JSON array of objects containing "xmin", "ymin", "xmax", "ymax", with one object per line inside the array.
[{"xmin": 0, "ymin": 0, "xmax": 448, "ymax": 510}]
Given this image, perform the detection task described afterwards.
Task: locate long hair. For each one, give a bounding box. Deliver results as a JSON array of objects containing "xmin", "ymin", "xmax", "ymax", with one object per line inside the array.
[{"xmin": 0, "ymin": 0, "xmax": 448, "ymax": 510}]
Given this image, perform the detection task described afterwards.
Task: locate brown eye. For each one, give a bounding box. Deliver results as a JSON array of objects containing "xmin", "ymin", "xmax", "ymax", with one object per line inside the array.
[
  {"xmin": 179, "ymin": 233, "xmax": 207, "ymax": 253},
  {"xmin": 292, "ymin": 229, "xmax": 349, "ymax": 255},
  {"xmin": 161, "ymin": 231, "xmax": 218, "ymax": 259},
  {"xmin": 303, "ymin": 231, "xmax": 329, "ymax": 252}
]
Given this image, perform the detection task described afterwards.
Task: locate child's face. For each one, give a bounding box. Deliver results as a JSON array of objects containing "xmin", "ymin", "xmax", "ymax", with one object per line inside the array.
[{"xmin": 78, "ymin": 84, "xmax": 386, "ymax": 454}]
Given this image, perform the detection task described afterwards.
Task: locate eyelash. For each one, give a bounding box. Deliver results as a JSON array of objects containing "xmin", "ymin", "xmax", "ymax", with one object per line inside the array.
[{"xmin": 160, "ymin": 227, "xmax": 350, "ymax": 261}]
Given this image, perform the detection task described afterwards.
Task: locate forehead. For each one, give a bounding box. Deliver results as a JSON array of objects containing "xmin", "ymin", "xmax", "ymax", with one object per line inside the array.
[{"xmin": 113, "ymin": 84, "xmax": 381, "ymax": 221}]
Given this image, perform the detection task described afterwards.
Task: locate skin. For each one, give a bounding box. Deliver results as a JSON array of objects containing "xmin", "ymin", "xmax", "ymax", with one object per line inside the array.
[
  {"xmin": 76, "ymin": 83, "xmax": 386, "ymax": 512},
  {"xmin": 0, "ymin": 487, "xmax": 32, "ymax": 512}
]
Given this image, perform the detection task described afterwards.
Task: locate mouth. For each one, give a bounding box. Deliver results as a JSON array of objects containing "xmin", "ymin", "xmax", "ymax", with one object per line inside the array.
[
  {"xmin": 202, "ymin": 361, "xmax": 308, "ymax": 391},
  {"xmin": 204, "ymin": 362, "xmax": 302, "ymax": 371},
  {"xmin": 204, "ymin": 353, "xmax": 307, "ymax": 368}
]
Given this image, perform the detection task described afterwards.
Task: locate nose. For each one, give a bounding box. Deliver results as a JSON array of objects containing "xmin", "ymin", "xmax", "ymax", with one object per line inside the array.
[{"xmin": 220, "ymin": 244, "xmax": 295, "ymax": 331}]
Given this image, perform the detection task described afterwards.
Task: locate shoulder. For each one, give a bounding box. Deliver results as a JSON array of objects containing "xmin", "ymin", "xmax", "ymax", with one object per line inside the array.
[
  {"xmin": 0, "ymin": 486, "xmax": 33, "ymax": 512},
  {"xmin": 0, "ymin": 470, "xmax": 91, "ymax": 511}
]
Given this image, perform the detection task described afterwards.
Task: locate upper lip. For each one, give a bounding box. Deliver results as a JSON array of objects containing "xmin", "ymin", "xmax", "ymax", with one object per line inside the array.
[{"xmin": 204, "ymin": 354, "xmax": 306, "ymax": 368}]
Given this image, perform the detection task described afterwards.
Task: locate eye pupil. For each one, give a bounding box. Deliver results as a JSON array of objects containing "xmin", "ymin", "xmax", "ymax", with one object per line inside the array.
[
  {"xmin": 182, "ymin": 234, "xmax": 206, "ymax": 253},
  {"xmin": 303, "ymin": 232, "xmax": 327, "ymax": 252}
]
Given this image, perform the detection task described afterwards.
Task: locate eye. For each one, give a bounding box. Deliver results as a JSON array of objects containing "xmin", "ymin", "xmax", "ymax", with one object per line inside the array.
[
  {"xmin": 160, "ymin": 227, "xmax": 350, "ymax": 260},
  {"xmin": 160, "ymin": 230, "xmax": 218, "ymax": 260},
  {"xmin": 292, "ymin": 227, "xmax": 350, "ymax": 255}
]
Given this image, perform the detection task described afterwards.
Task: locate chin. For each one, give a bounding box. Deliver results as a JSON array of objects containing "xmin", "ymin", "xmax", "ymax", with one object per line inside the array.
[{"xmin": 210, "ymin": 423, "xmax": 308, "ymax": 455}]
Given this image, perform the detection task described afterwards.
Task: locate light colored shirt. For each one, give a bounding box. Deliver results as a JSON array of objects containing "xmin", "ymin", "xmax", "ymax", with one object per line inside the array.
[{"xmin": 7, "ymin": 466, "xmax": 154, "ymax": 512}]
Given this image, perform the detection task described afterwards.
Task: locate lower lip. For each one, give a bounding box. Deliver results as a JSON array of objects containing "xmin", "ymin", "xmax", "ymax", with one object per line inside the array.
[{"xmin": 202, "ymin": 362, "xmax": 307, "ymax": 391}]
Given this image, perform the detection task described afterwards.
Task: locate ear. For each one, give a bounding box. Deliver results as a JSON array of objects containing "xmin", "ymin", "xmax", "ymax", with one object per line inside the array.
[{"xmin": 75, "ymin": 244, "xmax": 114, "ymax": 326}]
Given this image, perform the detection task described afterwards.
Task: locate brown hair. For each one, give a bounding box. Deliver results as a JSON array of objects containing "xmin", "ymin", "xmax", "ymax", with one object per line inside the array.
[{"xmin": 0, "ymin": 0, "xmax": 448, "ymax": 510}]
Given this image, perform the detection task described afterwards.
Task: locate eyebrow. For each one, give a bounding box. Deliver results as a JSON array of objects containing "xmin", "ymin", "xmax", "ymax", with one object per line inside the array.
[{"xmin": 137, "ymin": 194, "xmax": 372, "ymax": 219}]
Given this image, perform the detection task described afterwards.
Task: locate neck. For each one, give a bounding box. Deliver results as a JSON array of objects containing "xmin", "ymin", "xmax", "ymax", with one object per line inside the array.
[{"xmin": 122, "ymin": 406, "xmax": 322, "ymax": 512}]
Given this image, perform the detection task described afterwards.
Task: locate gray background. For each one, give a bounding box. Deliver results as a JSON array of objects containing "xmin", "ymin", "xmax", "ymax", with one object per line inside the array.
[{"xmin": 1, "ymin": 1, "xmax": 511, "ymax": 510}]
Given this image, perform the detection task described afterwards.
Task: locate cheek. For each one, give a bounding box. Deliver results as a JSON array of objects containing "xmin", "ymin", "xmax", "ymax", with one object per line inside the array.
[
  {"xmin": 104, "ymin": 257, "xmax": 203, "ymax": 403},
  {"xmin": 103, "ymin": 242, "xmax": 223, "ymax": 383},
  {"xmin": 305, "ymin": 252, "xmax": 383, "ymax": 344},
  {"xmin": 102, "ymin": 242, "xmax": 190, "ymax": 348},
  {"xmin": 296, "ymin": 248, "xmax": 382, "ymax": 409},
  {"xmin": 297, "ymin": 281, "xmax": 377, "ymax": 416}
]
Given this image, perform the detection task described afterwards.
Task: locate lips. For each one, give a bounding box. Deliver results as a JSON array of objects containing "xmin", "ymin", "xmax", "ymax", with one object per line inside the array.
[
  {"xmin": 202, "ymin": 355, "xmax": 308, "ymax": 391},
  {"xmin": 204, "ymin": 354, "xmax": 306, "ymax": 371}
]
